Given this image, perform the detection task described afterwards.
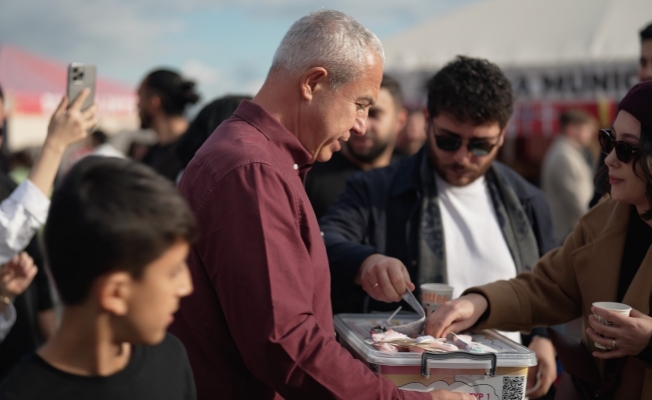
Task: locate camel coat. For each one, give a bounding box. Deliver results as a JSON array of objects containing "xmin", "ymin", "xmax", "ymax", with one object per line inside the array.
[{"xmin": 467, "ymin": 199, "xmax": 652, "ymax": 400}]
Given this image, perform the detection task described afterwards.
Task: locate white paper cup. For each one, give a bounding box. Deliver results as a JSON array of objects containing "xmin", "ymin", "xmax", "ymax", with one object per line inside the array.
[
  {"xmin": 592, "ymin": 302, "xmax": 631, "ymax": 349},
  {"xmin": 420, "ymin": 283, "xmax": 454, "ymax": 315}
]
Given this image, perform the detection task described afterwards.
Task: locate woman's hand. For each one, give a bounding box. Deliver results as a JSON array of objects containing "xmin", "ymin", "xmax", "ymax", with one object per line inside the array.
[
  {"xmin": 587, "ymin": 306, "xmax": 652, "ymax": 359},
  {"xmin": 425, "ymin": 294, "xmax": 488, "ymax": 338}
]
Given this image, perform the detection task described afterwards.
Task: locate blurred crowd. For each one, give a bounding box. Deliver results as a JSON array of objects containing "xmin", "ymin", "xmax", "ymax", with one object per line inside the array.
[{"xmin": 0, "ymin": 9, "xmax": 650, "ymax": 400}]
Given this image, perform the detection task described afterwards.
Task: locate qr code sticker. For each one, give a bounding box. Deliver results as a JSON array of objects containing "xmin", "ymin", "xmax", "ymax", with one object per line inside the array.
[{"xmin": 502, "ymin": 376, "xmax": 525, "ymax": 400}]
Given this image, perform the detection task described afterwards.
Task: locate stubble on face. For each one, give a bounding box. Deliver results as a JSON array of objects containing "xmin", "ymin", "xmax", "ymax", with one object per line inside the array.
[
  {"xmin": 137, "ymin": 83, "xmax": 153, "ymax": 130},
  {"xmin": 345, "ymin": 88, "xmax": 397, "ymax": 165}
]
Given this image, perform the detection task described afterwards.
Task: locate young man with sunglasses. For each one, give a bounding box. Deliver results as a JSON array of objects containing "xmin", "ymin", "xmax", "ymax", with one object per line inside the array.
[{"xmin": 321, "ymin": 56, "xmax": 559, "ymax": 399}]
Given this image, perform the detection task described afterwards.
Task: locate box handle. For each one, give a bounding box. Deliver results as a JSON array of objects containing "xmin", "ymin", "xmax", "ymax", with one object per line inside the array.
[{"xmin": 421, "ymin": 351, "xmax": 497, "ymax": 378}]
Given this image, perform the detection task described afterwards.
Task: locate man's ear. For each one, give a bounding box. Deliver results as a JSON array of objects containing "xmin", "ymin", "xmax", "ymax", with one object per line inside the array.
[
  {"xmin": 146, "ymin": 93, "xmax": 161, "ymax": 114},
  {"xmin": 395, "ymin": 107, "xmax": 408, "ymax": 133},
  {"xmin": 95, "ymin": 272, "xmax": 132, "ymax": 316},
  {"xmin": 497, "ymin": 127, "xmax": 507, "ymax": 148},
  {"xmin": 300, "ymin": 67, "xmax": 329, "ymax": 102},
  {"xmin": 422, "ymin": 107, "xmax": 430, "ymax": 121}
]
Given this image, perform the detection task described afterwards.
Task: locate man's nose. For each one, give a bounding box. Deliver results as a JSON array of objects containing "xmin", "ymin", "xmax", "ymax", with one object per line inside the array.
[
  {"xmin": 179, "ymin": 266, "xmax": 194, "ymax": 297},
  {"xmin": 451, "ymin": 144, "xmax": 471, "ymax": 164}
]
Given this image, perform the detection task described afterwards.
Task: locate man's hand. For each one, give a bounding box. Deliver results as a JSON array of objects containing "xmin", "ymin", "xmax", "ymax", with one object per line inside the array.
[
  {"xmin": 429, "ymin": 390, "xmax": 470, "ymax": 399},
  {"xmin": 45, "ymin": 89, "xmax": 98, "ymax": 153},
  {"xmin": 425, "ymin": 294, "xmax": 488, "ymax": 338},
  {"xmin": 355, "ymin": 254, "xmax": 414, "ymax": 303},
  {"xmin": 587, "ymin": 307, "xmax": 652, "ymax": 359},
  {"xmin": 0, "ymin": 252, "xmax": 37, "ymax": 298},
  {"xmin": 526, "ymin": 336, "xmax": 557, "ymax": 399}
]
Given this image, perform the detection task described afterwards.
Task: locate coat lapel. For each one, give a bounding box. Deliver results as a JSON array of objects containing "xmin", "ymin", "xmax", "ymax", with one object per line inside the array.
[{"xmin": 622, "ymin": 242, "xmax": 652, "ymax": 316}]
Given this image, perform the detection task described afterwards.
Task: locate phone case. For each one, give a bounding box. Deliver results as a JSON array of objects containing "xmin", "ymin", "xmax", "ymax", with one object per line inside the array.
[{"xmin": 67, "ymin": 63, "xmax": 96, "ymax": 111}]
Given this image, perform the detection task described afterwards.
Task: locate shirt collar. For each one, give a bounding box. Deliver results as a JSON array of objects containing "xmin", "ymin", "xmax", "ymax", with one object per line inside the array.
[
  {"xmin": 233, "ymin": 100, "xmax": 313, "ymax": 170},
  {"xmin": 389, "ymin": 145, "xmax": 427, "ymax": 196}
]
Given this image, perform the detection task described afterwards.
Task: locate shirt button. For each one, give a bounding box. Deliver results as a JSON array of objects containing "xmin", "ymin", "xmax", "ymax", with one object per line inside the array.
[{"xmin": 293, "ymin": 164, "xmax": 298, "ymax": 170}]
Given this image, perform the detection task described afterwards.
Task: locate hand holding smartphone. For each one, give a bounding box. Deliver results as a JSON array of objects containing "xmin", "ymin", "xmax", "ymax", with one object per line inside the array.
[{"xmin": 67, "ymin": 63, "xmax": 96, "ymax": 111}]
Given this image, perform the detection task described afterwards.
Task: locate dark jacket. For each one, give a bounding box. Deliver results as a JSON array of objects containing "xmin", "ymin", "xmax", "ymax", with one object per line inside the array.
[{"xmin": 320, "ymin": 146, "xmax": 558, "ymax": 315}]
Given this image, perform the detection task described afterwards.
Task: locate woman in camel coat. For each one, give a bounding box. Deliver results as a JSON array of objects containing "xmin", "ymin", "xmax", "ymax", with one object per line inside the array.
[{"xmin": 426, "ymin": 81, "xmax": 652, "ymax": 400}]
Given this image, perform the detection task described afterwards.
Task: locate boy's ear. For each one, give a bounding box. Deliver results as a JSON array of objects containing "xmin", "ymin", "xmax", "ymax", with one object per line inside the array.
[{"xmin": 95, "ymin": 272, "xmax": 132, "ymax": 316}]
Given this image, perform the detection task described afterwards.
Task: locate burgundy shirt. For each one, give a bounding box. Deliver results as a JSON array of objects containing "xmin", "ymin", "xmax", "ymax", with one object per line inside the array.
[{"xmin": 170, "ymin": 101, "xmax": 427, "ymax": 400}]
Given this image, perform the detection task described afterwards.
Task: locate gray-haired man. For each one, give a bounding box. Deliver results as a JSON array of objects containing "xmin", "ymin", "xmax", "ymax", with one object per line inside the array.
[{"xmin": 170, "ymin": 10, "xmax": 466, "ymax": 400}]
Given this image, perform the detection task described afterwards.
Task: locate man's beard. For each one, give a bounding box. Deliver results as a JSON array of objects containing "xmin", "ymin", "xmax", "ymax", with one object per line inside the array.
[
  {"xmin": 431, "ymin": 152, "xmax": 497, "ymax": 187},
  {"xmin": 346, "ymin": 138, "xmax": 391, "ymax": 164},
  {"xmin": 139, "ymin": 111, "xmax": 153, "ymax": 130}
]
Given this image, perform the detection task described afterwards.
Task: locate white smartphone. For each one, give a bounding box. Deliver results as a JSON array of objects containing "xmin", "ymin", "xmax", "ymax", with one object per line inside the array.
[{"xmin": 67, "ymin": 63, "xmax": 96, "ymax": 111}]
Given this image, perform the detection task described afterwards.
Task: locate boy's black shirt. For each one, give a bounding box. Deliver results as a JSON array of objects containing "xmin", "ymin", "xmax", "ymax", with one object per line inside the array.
[{"xmin": 0, "ymin": 333, "xmax": 196, "ymax": 400}]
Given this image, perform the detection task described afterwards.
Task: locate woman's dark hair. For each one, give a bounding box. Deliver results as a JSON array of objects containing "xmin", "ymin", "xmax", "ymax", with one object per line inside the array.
[
  {"xmin": 176, "ymin": 95, "xmax": 251, "ymax": 168},
  {"xmin": 44, "ymin": 156, "xmax": 197, "ymax": 305},
  {"xmin": 597, "ymin": 125, "xmax": 652, "ymax": 219},
  {"xmin": 143, "ymin": 69, "xmax": 200, "ymax": 116}
]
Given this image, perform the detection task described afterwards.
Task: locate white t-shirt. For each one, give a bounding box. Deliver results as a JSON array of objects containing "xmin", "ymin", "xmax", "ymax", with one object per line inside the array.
[{"xmin": 436, "ymin": 172, "xmax": 521, "ymax": 343}]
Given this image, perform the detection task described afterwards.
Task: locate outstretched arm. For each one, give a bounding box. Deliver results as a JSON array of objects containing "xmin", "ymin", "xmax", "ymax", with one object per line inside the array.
[{"xmin": 0, "ymin": 90, "xmax": 96, "ymax": 264}]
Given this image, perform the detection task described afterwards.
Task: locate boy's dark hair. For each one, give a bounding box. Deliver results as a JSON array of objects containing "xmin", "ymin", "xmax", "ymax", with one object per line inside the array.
[
  {"xmin": 640, "ymin": 22, "xmax": 652, "ymax": 42},
  {"xmin": 381, "ymin": 74, "xmax": 404, "ymax": 111},
  {"xmin": 143, "ymin": 69, "xmax": 200, "ymax": 116},
  {"xmin": 44, "ymin": 157, "xmax": 197, "ymax": 305},
  {"xmin": 559, "ymin": 109, "xmax": 594, "ymax": 132},
  {"xmin": 427, "ymin": 56, "xmax": 514, "ymax": 128}
]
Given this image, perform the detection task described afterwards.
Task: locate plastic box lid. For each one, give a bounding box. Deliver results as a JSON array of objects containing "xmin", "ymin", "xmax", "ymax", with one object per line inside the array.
[{"xmin": 334, "ymin": 313, "xmax": 537, "ymax": 369}]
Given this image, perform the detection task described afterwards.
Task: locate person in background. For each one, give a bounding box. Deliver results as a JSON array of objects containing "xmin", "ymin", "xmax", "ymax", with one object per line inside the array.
[
  {"xmin": 7, "ymin": 150, "xmax": 33, "ymax": 185},
  {"xmin": 589, "ymin": 21, "xmax": 652, "ymax": 209},
  {"xmin": 170, "ymin": 10, "xmax": 466, "ymax": 400},
  {"xmin": 541, "ymin": 110, "xmax": 597, "ymax": 243},
  {"xmin": 320, "ymin": 56, "xmax": 558, "ymax": 398},
  {"xmin": 0, "ymin": 85, "xmax": 96, "ymax": 342},
  {"xmin": 395, "ymin": 105, "xmax": 427, "ymax": 156},
  {"xmin": 305, "ymin": 74, "xmax": 407, "ymax": 218},
  {"xmin": 138, "ymin": 69, "xmax": 200, "ymax": 181},
  {"xmin": 427, "ymin": 81, "xmax": 652, "ymax": 400},
  {"xmin": 0, "ymin": 157, "xmax": 197, "ymax": 400},
  {"xmin": 175, "ymin": 94, "xmax": 251, "ymax": 180},
  {"xmin": 0, "ymin": 144, "xmax": 56, "ymax": 378},
  {"xmin": 90, "ymin": 130, "xmax": 124, "ymax": 158},
  {"xmin": 640, "ymin": 22, "xmax": 652, "ymax": 82}
]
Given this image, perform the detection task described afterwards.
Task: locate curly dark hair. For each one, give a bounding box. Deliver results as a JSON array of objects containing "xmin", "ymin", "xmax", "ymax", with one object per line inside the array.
[
  {"xmin": 426, "ymin": 56, "xmax": 514, "ymax": 128},
  {"xmin": 598, "ymin": 126, "xmax": 652, "ymax": 220}
]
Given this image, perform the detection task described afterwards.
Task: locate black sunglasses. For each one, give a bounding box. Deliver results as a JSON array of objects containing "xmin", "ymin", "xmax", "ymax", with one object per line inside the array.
[
  {"xmin": 434, "ymin": 134, "xmax": 501, "ymax": 157},
  {"xmin": 599, "ymin": 129, "xmax": 638, "ymax": 163}
]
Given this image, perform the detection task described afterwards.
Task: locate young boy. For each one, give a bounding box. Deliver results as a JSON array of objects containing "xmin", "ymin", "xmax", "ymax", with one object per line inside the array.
[{"xmin": 0, "ymin": 156, "xmax": 197, "ymax": 399}]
